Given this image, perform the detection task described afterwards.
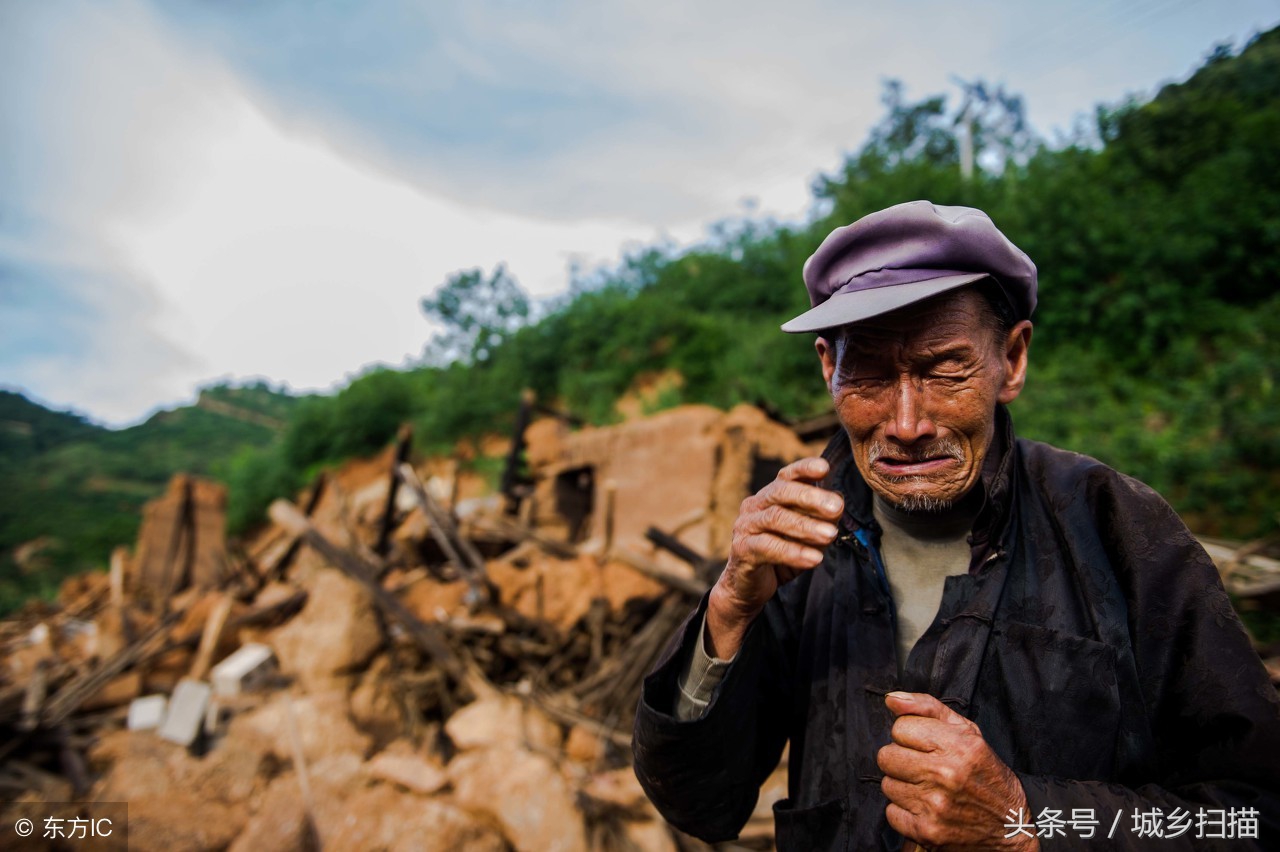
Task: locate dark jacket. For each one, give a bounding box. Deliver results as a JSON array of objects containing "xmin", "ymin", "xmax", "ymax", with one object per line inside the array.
[{"xmin": 633, "ymin": 408, "xmax": 1280, "ymax": 851}]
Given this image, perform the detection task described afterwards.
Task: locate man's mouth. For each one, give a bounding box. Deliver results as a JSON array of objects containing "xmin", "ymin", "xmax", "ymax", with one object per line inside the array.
[{"xmin": 867, "ymin": 440, "xmax": 964, "ymax": 477}]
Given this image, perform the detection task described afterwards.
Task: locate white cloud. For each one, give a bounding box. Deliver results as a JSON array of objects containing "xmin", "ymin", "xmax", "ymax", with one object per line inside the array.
[
  {"xmin": 112, "ymin": 92, "xmax": 688, "ymax": 394},
  {"xmin": 2, "ymin": 0, "xmax": 1276, "ymax": 424},
  {"xmin": 1, "ymin": 0, "xmax": 696, "ymax": 424}
]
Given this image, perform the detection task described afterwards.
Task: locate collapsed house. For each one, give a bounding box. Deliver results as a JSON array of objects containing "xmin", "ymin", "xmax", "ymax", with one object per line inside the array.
[
  {"xmin": 3, "ymin": 402, "xmax": 1276, "ymax": 851},
  {"xmin": 0, "ymin": 404, "xmax": 816, "ymax": 851}
]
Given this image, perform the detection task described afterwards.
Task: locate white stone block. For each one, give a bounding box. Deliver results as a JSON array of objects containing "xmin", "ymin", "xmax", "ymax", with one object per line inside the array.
[
  {"xmin": 158, "ymin": 679, "xmax": 211, "ymax": 746},
  {"xmin": 127, "ymin": 695, "xmax": 168, "ymax": 731},
  {"xmin": 210, "ymin": 642, "xmax": 276, "ymax": 697}
]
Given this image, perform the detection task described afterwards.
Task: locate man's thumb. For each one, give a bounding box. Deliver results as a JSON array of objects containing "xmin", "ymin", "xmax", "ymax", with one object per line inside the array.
[{"xmin": 885, "ymin": 691, "xmax": 963, "ymax": 724}]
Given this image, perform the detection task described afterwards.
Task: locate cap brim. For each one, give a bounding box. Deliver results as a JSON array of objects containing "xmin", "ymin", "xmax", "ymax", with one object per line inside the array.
[{"xmin": 780, "ymin": 272, "xmax": 989, "ymax": 333}]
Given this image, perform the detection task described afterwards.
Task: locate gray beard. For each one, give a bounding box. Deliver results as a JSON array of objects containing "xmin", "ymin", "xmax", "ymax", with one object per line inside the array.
[
  {"xmin": 867, "ymin": 437, "xmax": 966, "ymax": 513},
  {"xmin": 887, "ymin": 490, "xmax": 955, "ymax": 513}
]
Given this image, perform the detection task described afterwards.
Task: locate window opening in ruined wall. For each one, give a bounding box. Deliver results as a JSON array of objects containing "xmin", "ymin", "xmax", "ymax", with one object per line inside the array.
[{"xmin": 554, "ymin": 466, "xmax": 595, "ymax": 544}]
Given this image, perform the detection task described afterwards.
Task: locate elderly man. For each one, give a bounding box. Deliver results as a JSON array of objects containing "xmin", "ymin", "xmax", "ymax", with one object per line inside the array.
[{"xmin": 632, "ymin": 201, "xmax": 1280, "ymax": 851}]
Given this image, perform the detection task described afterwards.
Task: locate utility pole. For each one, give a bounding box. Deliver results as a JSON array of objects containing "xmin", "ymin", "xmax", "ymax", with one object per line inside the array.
[
  {"xmin": 951, "ymin": 76, "xmax": 982, "ymax": 182},
  {"xmin": 958, "ymin": 96, "xmax": 975, "ymax": 181}
]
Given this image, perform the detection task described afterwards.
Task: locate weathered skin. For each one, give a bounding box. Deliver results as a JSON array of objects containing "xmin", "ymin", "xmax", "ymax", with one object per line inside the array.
[
  {"xmin": 879, "ymin": 691, "xmax": 1034, "ymax": 851},
  {"xmin": 705, "ymin": 455, "xmax": 843, "ymax": 659},
  {"xmin": 706, "ymin": 287, "xmax": 1038, "ymax": 851},
  {"xmin": 817, "ymin": 288, "xmax": 1032, "ymax": 514}
]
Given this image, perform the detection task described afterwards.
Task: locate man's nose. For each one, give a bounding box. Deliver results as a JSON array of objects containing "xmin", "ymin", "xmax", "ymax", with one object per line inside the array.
[{"xmin": 885, "ymin": 376, "xmax": 937, "ymax": 444}]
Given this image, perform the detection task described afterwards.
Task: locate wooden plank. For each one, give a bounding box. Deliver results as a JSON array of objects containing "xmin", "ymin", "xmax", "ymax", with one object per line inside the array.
[
  {"xmin": 501, "ymin": 388, "xmax": 536, "ymax": 514},
  {"xmin": 269, "ymin": 499, "xmax": 489, "ymax": 696},
  {"xmin": 187, "ymin": 595, "xmax": 234, "ymax": 681},
  {"xmin": 473, "ymin": 515, "xmax": 578, "ymax": 559},
  {"xmin": 613, "ymin": 550, "xmax": 708, "ymax": 597},
  {"xmin": 644, "ymin": 526, "xmax": 710, "ymax": 570},
  {"xmin": 41, "ymin": 617, "xmax": 175, "ymax": 728},
  {"xmin": 18, "ymin": 661, "xmax": 48, "ymax": 732},
  {"xmin": 396, "ymin": 464, "xmax": 489, "ymax": 604},
  {"xmin": 109, "ymin": 548, "xmax": 126, "ymax": 610},
  {"xmin": 602, "ymin": 481, "xmax": 617, "ymax": 558},
  {"xmin": 376, "ymin": 424, "xmax": 414, "ymax": 556},
  {"xmin": 261, "ymin": 473, "xmax": 327, "ymax": 581}
]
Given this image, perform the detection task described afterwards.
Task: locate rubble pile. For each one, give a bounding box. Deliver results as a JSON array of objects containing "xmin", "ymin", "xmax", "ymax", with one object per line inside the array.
[
  {"xmin": 2, "ymin": 402, "xmax": 1276, "ymax": 851},
  {"xmin": 0, "ymin": 404, "xmax": 810, "ymax": 852}
]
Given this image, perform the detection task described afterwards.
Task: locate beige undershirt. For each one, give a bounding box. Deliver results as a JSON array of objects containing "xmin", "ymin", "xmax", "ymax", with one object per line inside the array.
[
  {"xmin": 675, "ymin": 495, "xmax": 978, "ymax": 721},
  {"xmin": 873, "ymin": 495, "xmax": 976, "ymax": 674}
]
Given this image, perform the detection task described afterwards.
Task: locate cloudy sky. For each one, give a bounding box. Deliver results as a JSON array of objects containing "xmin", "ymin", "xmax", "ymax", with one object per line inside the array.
[{"xmin": 2, "ymin": 0, "xmax": 1277, "ymax": 426}]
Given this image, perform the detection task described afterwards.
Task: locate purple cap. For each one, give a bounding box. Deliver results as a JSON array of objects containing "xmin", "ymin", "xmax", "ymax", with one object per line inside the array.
[{"xmin": 782, "ymin": 201, "xmax": 1037, "ymax": 333}]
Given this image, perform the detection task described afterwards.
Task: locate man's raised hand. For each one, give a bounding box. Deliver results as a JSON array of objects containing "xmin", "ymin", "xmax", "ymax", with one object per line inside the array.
[{"xmin": 705, "ymin": 457, "xmax": 843, "ymax": 659}]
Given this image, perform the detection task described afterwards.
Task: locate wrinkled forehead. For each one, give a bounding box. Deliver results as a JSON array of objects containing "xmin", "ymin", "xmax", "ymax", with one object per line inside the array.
[{"xmin": 832, "ymin": 287, "xmax": 993, "ymax": 356}]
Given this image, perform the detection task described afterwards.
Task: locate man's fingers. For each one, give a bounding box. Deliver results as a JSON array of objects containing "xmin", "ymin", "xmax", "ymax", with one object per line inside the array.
[
  {"xmin": 886, "ymin": 692, "xmax": 968, "ymax": 727},
  {"xmin": 741, "ymin": 504, "xmax": 839, "ymax": 548},
  {"xmin": 884, "ymin": 802, "xmax": 924, "ymax": 846},
  {"xmin": 876, "ymin": 742, "xmax": 927, "ymax": 783},
  {"xmin": 756, "ymin": 478, "xmax": 844, "ymax": 521},
  {"xmin": 735, "ymin": 532, "xmax": 825, "ymax": 570},
  {"xmin": 879, "ymin": 775, "xmax": 918, "ymax": 810},
  {"xmin": 776, "ymin": 456, "xmax": 831, "ymax": 483},
  {"xmin": 889, "ymin": 715, "xmax": 947, "ymax": 753}
]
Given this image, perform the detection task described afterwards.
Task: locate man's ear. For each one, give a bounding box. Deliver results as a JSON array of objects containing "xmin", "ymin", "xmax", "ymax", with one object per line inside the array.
[
  {"xmin": 997, "ymin": 320, "xmax": 1033, "ymax": 404},
  {"xmin": 816, "ymin": 335, "xmax": 837, "ymax": 388}
]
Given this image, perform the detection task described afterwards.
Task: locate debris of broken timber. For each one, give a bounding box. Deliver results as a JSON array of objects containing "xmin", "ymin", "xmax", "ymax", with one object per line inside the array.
[
  {"xmin": 571, "ymin": 595, "xmax": 690, "ymax": 719},
  {"xmin": 473, "ymin": 514, "xmax": 579, "ymax": 559},
  {"xmin": 613, "ymin": 550, "xmax": 708, "ymax": 597},
  {"xmin": 376, "ymin": 424, "xmax": 415, "ymax": 557},
  {"xmin": 259, "ymin": 472, "xmax": 327, "ymax": 582},
  {"xmin": 40, "ymin": 616, "xmax": 176, "ymax": 729},
  {"xmin": 396, "ymin": 462, "xmax": 490, "ymax": 605},
  {"xmin": 501, "ymin": 388, "xmax": 537, "ymax": 515},
  {"xmin": 644, "ymin": 526, "xmax": 710, "ymax": 572},
  {"xmin": 268, "ymin": 498, "xmax": 488, "ymax": 696},
  {"xmin": 1200, "ymin": 535, "xmax": 1280, "ymax": 613}
]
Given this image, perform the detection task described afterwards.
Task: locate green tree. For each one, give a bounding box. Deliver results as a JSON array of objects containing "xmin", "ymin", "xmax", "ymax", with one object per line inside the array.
[{"xmin": 421, "ymin": 264, "xmax": 532, "ymax": 365}]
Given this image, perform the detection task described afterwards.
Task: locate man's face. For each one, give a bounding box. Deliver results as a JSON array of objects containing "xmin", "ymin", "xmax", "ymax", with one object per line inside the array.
[{"xmin": 815, "ymin": 288, "xmax": 1032, "ymax": 512}]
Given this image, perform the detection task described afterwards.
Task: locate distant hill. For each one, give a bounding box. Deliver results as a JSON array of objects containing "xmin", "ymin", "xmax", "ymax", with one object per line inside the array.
[
  {"xmin": 0, "ymin": 391, "xmax": 103, "ymax": 461},
  {"xmin": 0, "ymin": 382, "xmax": 302, "ymax": 612}
]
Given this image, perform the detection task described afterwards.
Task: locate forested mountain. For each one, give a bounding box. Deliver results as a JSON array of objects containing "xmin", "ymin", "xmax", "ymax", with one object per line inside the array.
[
  {"xmin": 4, "ymin": 26, "xmax": 1278, "ymax": 612},
  {"xmin": 0, "ymin": 383, "xmax": 299, "ymax": 610},
  {"xmin": 0, "ymin": 392, "xmax": 103, "ymax": 461}
]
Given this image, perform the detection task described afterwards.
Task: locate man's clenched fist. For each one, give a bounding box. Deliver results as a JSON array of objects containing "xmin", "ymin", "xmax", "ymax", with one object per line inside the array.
[{"xmin": 879, "ymin": 692, "xmax": 1038, "ymax": 852}]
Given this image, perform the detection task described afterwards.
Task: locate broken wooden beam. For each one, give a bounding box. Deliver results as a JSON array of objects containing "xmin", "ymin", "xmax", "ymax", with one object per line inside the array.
[
  {"xmin": 474, "ymin": 515, "xmax": 578, "ymax": 559},
  {"xmin": 376, "ymin": 424, "xmax": 415, "ymax": 556},
  {"xmin": 18, "ymin": 661, "xmax": 49, "ymax": 733},
  {"xmin": 41, "ymin": 616, "xmax": 175, "ymax": 729},
  {"xmin": 501, "ymin": 388, "xmax": 537, "ymax": 515},
  {"xmin": 187, "ymin": 595, "xmax": 234, "ymax": 682},
  {"xmin": 397, "ymin": 463, "xmax": 489, "ymax": 605},
  {"xmin": 613, "ymin": 550, "xmax": 708, "ymax": 597},
  {"xmin": 644, "ymin": 526, "xmax": 710, "ymax": 571},
  {"xmin": 261, "ymin": 473, "xmax": 327, "ymax": 582},
  {"xmin": 269, "ymin": 499, "xmax": 488, "ymax": 695}
]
